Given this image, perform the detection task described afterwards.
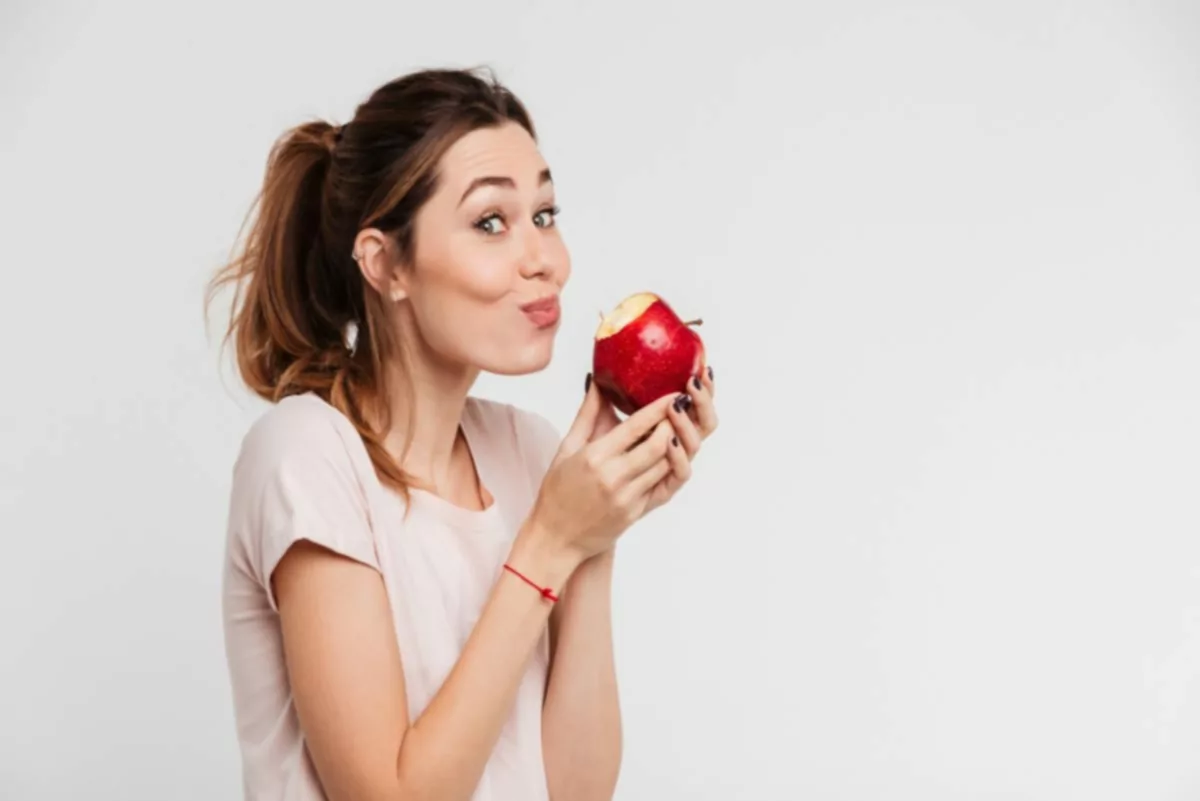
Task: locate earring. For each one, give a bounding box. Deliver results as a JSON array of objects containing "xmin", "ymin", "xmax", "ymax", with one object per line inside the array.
[{"xmin": 390, "ymin": 288, "xmax": 404, "ymax": 303}]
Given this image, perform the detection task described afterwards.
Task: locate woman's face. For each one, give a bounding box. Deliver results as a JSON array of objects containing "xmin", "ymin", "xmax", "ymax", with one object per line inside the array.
[{"xmin": 395, "ymin": 121, "xmax": 571, "ymax": 376}]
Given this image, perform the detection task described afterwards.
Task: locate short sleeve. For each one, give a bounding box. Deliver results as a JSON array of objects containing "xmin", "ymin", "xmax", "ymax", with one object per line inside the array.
[{"xmin": 228, "ymin": 395, "xmax": 381, "ymax": 612}]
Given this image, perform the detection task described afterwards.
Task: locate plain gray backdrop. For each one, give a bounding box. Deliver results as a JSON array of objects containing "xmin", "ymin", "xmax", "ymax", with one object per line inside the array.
[{"xmin": 2, "ymin": 1, "xmax": 1198, "ymax": 798}]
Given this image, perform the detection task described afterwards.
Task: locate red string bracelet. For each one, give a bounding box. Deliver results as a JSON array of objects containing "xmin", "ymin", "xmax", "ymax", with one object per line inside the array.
[{"xmin": 503, "ymin": 563, "xmax": 559, "ymax": 602}]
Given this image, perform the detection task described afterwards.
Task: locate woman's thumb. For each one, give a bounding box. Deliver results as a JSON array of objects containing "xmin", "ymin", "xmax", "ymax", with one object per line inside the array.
[{"xmin": 560, "ymin": 373, "xmax": 603, "ymax": 454}]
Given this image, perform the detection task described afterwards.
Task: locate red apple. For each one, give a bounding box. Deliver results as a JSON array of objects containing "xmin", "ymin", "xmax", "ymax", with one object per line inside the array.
[{"xmin": 592, "ymin": 292, "xmax": 706, "ymax": 416}]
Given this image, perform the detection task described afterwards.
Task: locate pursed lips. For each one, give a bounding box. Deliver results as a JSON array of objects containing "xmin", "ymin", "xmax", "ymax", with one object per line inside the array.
[{"xmin": 520, "ymin": 295, "xmax": 560, "ymax": 327}]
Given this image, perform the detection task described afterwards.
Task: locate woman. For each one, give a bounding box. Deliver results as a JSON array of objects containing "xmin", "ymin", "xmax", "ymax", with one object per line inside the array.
[{"xmin": 211, "ymin": 68, "xmax": 718, "ymax": 801}]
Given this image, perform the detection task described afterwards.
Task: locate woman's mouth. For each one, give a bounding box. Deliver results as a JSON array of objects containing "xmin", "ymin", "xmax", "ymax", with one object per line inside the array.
[{"xmin": 520, "ymin": 296, "xmax": 560, "ymax": 329}]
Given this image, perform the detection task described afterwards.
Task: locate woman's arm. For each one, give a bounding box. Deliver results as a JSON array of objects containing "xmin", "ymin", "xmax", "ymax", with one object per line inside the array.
[
  {"xmin": 274, "ymin": 524, "xmax": 576, "ymax": 801},
  {"xmin": 541, "ymin": 549, "xmax": 623, "ymax": 801}
]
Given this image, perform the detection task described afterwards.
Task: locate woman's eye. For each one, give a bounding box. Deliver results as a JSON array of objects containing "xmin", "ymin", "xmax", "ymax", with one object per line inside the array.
[
  {"xmin": 475, "ymin": 214, "xmax": 507, "ymax": 235},
  {"xmin": 476, "ymin": 206, "xmax": 559, "ymax": 235}
]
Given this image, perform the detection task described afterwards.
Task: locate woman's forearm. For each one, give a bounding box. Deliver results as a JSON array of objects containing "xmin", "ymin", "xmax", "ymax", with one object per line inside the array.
[
  {"xmin": 397, "ymin": 522, "xmax": 577, "ymax": 801},
  {"xmin": 541, "ymin": 549, "xmax": 623, "ymax": 800}
]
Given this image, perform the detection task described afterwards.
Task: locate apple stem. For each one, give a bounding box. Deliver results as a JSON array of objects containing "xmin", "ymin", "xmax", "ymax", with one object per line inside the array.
[{"xmin": 683, "ymin": 318, "xmax": 703, "ymax": 327}]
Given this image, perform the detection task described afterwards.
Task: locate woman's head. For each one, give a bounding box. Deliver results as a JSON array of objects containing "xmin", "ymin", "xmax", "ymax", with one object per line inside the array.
[
  {"xmin": 357, "ymin": 119, "xmax": 569, "ymax": 378},
  {"xmin": 209, "ymin": 67, "xmax": 569, "ymax": 494}
]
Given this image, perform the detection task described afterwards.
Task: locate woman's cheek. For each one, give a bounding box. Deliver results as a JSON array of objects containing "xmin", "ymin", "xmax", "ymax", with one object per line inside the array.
[{"xmin": 457, "ymin": 252, "xmax": 520, "ymax": 302}]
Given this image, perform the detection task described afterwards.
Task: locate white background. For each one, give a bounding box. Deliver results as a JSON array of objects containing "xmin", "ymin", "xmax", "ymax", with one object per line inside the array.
[{"xmin": 2, "ymin": 1, "xmax": 1198, "ymax": 799}]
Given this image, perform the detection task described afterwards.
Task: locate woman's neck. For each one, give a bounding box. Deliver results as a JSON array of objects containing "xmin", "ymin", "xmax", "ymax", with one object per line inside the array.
[{"xmin": 381, "ymin": 343, "xmax": 481, "ymax": 500}]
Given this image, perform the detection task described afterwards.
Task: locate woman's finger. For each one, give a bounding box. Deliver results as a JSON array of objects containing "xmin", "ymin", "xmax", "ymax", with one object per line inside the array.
[
  {"xmin": 686, "ymin": 369, "xmax": 718, "ymax": 437},
  {"xmin": 561, "ymin": 373, "xmax": 607, "ymax": 454},
  {"xmin": 624, "ymin": 452, "xmax": 673, "ymax": 500},
  {"xmin": 669, "ymin": 393, "xmax": 703, "ymax": 458},
  {"xmin": 664, "ymin": 429, "xmax": 692, "ymax": 484},
  {"xmin": 593, "ymin": 393, "xmax": 676, "ymax": 458},
  {"xmin": 590, "ymin": 396, "xmax": 621, "ymax": 443},
  {"xmin": 643, "ymin": 440, "xmax": 689, "ymax": 513},
  {"xmin": 615, "ymin": 419, "xmax": 674, "ymax": 482}
]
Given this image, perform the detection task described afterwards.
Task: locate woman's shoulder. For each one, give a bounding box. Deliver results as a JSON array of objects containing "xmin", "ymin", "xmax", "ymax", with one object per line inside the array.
[
  {"xmin": 233, "ymin": 392, "xmax": 366, "ymax": 482},
  {"xmin": 225, "ymin": 393, "xmax": 380, "ymax": 597}
]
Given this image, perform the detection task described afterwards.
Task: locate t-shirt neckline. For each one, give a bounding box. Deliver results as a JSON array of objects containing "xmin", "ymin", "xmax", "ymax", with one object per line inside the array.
[{"xmin": 405, "ymin": 398, "xmax": 503, "ymax": 533}]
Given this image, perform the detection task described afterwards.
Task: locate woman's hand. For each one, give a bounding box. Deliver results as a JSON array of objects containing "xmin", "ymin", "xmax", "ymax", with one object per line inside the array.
[
  {"xmin": 578, "ymin": 366, "xmax": 719, "ymax": 517},
  {"xmin": 521, "ymin": 383, "xmax": 681, "ymax": 570}
]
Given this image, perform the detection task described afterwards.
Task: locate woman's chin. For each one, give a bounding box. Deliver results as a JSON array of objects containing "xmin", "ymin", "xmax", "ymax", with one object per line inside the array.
[{"xmin": 482, "ymin": 342, "xmax": 555, "ymax": 376}]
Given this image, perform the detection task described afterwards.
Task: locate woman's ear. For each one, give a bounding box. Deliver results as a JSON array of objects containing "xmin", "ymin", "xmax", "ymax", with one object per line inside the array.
[{"xmin": 352, "ymin": 229, "xmax": 409, "ymax": 302}]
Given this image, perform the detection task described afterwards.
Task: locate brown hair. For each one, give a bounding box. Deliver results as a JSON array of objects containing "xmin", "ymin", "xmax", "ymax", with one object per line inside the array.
[{"xmin": 207, "ymin": 67, "xmax": 536, "ymax": 501}]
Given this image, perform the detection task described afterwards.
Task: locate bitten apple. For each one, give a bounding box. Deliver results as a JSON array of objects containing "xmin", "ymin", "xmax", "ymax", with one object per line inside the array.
[{"xmin": 592, "ymin": 292, "xmax": 706, "ymax": 416}]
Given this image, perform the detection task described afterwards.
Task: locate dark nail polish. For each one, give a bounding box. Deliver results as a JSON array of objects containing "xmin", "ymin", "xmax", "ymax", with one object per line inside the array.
[
  {"xmin": 673, "ymin": 393, "xmax": 692, "ymax": 413},
  {"xmin": 693, "ymin": 375, "xmax": 702, "ymax": 390},
  {"xmin": 584, "ymin": 373, "xmax": 592, "ymax": 393},
  {"xmin": 671, "ymin": 435, "xmax": 679, "ymax": 447},
  {"xmin": 707, "ymin": 365, "xmax": 714, "ymax": 381}
]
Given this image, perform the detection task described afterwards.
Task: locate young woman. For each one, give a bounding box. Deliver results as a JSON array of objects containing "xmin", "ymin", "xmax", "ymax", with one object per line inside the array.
[{"xmin": 212, "ymin": 68, "xmax": 718, "ymax": 801}]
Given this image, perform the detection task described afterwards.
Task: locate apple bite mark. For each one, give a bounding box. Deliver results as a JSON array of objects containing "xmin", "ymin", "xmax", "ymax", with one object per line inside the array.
[{"xmin": 594, "ymin": 292, "xmax": 660, "ymax": 340}]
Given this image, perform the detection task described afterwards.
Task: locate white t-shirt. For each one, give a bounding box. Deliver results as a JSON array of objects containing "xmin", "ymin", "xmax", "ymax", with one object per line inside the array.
[{"xmin": 221, "ymin": 392, "xmax": 562, "ymax": 801}]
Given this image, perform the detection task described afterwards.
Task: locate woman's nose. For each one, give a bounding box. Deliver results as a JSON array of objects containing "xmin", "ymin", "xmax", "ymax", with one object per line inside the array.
[{"xmin": 517, "ymin": 226, "xmax": 551, "ymax": 279}]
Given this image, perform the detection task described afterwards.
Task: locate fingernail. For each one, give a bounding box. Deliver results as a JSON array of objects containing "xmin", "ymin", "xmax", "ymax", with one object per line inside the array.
[
  {"xmin": 671, "ymin": 435, "xmax": 679, "ymax": 447},
  {"xmin": 585, "ymin": 373, "xmax": 592, "ymax": 393},
  {"xmin": 707, "ymin": 365, "xmax": 714, "ymax": 381},
  {"xmin": 673, "ymin": 394, "xmax": 692, "ymax": 413},
  {"xmin": 692, "ymin": 375, "xmax": 702, "ymax": 391}
]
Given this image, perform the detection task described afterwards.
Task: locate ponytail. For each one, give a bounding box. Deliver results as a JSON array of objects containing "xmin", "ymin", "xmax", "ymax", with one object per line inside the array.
[{"xmin": 207, "ymin": 119, "xmax": 415, "ymax": 500}]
